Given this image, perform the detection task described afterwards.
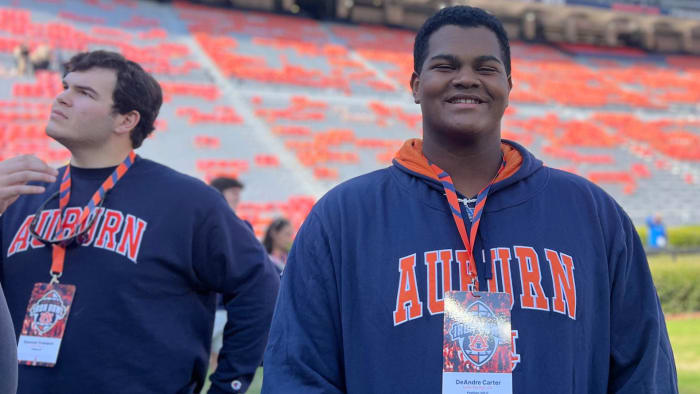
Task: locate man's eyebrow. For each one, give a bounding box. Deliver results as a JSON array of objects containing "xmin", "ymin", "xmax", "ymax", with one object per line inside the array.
[
  {"xmin": 429, "ymin": 54, "xmax": 503, "ymax": 66},
  {"xmin": 428, "ymin": 54, "xmax": 461, "ymax": 64},
  {"xmin": 63, "ymin": 81, "xmax": 100, "ymax": 97},
  {"xmin": 474, "ymin": 55, "xmax": 503, "ymax": 65}
]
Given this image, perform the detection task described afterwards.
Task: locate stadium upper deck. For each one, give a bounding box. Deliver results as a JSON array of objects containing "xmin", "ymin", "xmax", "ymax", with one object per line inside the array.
[{"xmin": 0, "ymin": 0, "xmax": 698, "ymax": 232}]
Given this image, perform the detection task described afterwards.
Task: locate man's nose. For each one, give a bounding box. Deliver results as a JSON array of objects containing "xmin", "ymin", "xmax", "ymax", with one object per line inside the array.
[
  {"xmin": 54, "ymin": 89, "xmax": 71, "ymax": 106},
  {"xmin": 452, "ymin": 68, "xmax": 481, "ymax": 89}
]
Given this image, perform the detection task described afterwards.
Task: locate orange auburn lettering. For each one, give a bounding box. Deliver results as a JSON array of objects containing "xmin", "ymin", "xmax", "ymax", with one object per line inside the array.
[
  {"xmin": 515, "ymin": 246, "xmax": 550, "ymax": 311},
  {"xmin": 424, "ymin": 250, "xmax": 455, "ymax": 315},
  {"xmin": 439, "ymin": 249, "xmax": 453, "ymax": 299},
  {"xmin": 6, "ymin": 209, "xmax": 148, "ymax": 263},
  {"xmin": 29, "ymin": 210, "xmax": 52, "ymax": 248},
  {"xmin": 490, "ymin": 248, "xmax": 515, "ymax": 308},
  {"xmin": 116, "ymin": 214, "xmax": 148, "ymax": 262},
  {"xmin": 94, "ymin": 210, "xmax": 123, "ymax": 250},
  {"xmin": 394, "ymin": 246, "xmax": 575, "ymax": 325},
  {"xmin": 545, "ymin": 249, "xmax": 577, "ymax": 319},
  {"xmin": 58, "ymin": 207, "xmax": 82, "ymax": 240},
  {"xmin": 6, "ymin": 216, "xmax": 33, "ymax": 256},
  {"xmin": 424, "ymin": 251, "xmax": 442, "ymax": 315},
  {"xmin": 393, "ymin": 254, "xmax": 423, "ymax": 325}
]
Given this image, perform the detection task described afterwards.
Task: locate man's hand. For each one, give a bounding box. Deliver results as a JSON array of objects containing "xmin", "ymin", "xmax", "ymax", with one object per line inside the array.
[{"xmin": 0, "ymin": 155, "xmax": 58, "ymax": 214}]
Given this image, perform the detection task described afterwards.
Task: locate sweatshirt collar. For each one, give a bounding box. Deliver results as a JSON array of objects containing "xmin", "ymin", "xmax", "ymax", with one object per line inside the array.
[{"xmin": 393, "ymin": 138, "xmax": 523, "ymax": 190}]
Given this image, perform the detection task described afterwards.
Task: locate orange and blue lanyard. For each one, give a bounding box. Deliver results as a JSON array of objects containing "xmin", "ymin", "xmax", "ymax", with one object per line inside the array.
[
  {"xmin": 428, "ymin": 158, "xmax": 505, "ymax": 291},
  {"xmin": 49, "ymin": 151, "xmax": 136, "ymax": 283}
]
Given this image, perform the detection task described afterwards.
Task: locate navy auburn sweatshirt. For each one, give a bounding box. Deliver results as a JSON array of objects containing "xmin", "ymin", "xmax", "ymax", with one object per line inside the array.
[
  {"xmin": 262, "ymin": 139, "xmax": 677, "ymax": 394},
  {"xmin": 1, "ymin": 157, "xmax": 280, "ymax": 394}
]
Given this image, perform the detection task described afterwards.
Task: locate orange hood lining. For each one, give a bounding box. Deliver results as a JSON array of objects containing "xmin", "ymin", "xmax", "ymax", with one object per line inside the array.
[{"xmin": 394, "ymin": 138, "xmax": 522, "ymax": 184}]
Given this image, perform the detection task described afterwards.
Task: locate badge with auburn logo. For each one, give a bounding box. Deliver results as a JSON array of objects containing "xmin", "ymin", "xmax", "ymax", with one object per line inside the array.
[
  {"xmin": 442, "ymin": 291, "xmax": 512, "ymax": 394},
  {"xmin": 17, "ymin": 283, "xmax": 76, "ymax": 367}
]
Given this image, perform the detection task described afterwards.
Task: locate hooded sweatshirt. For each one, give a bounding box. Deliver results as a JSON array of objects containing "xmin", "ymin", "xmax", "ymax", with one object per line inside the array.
[{"xmin": 262, "ymin": 139, "xmax": 677, "ymax": 394}]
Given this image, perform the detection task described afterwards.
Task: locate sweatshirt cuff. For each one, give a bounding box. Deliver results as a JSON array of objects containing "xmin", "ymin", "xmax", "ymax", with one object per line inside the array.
[{"xmin": 207, "ymin": 379, "xmax": 247, "ymax": 394}]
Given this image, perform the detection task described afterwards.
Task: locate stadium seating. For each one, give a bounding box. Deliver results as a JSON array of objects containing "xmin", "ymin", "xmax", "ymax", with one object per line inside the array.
[{"xmin": 0, "ymin": 0, "xmax": 698, "ymax": 232}]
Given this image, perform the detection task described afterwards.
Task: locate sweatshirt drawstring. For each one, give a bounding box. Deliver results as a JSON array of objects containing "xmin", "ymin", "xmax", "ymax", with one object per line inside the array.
[{"xmin": 477, "ymin": 225, "xmax": 493, "ymax": 281}]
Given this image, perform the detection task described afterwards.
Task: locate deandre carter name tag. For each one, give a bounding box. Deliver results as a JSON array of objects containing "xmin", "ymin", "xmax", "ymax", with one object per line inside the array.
[
  {"xmin": 442, "ymin": 291, "xmax": 512, "ymax": 394},
  {"xmin": 17, "ymin": 283, "xmax": 76, "ymax": 367}
]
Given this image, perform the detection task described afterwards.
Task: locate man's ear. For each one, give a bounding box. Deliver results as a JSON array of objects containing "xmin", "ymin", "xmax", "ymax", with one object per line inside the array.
[
  {"xmin": 114, "ymin": 110, "xmax": 140, "ymax": 136},
  {"xmin": 410, "ymin": 71, "xmax": 420, "ymax": 104},
  {"xmin": 505, "ymin": 74, "xmax": 513, "ymax": 108}
]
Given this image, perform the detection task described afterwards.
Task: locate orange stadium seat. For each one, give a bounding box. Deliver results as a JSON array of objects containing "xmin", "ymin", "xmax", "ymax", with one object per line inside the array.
[
  {"xmin": 254, "ymin": 154, "xmax": 280, "ymax": 167},
  {"xmin": 1, "ymin": 0, "xmax": 698, "ymax": 229},
  {"xmin": 313, "ymin": 166, "xmax": 339, "ymax": 180},
  {"xmin": 193, "ymin": 135, "xmax": 221, "ymax": 149}
]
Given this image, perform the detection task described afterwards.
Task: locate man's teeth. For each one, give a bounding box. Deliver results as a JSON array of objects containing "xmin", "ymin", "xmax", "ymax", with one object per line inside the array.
[{"xmin": 452, "ymin": 98, "xmax": 480, "ymax": 104}]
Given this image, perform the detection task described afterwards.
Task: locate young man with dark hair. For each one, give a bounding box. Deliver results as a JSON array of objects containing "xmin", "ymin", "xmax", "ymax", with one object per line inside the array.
[
  {"xmin": 262, "ymin": 6, "xmax": 677, "ymax": 393},
  {"xmin": 210, "ymin": 176, "xmax": 244, "ymax": 213},
  {"xmin": 0, "ymin": 50, "xmax": 279, "ymax": 394}
]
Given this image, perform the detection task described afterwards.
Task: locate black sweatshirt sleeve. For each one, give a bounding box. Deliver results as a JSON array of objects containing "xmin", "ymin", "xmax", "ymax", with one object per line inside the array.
[
  {"xmin": 607, "ymin": 209, "xmax": 678, "ymax": 393},
  {"xmin": 191, "ymin": 198, "xmax": 280, "ymax": 394}
]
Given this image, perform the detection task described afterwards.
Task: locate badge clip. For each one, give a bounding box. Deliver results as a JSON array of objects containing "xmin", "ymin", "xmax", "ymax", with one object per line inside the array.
[{"xmin": 49, "ymin": 271, "xmax": 62, "ymax": 285}]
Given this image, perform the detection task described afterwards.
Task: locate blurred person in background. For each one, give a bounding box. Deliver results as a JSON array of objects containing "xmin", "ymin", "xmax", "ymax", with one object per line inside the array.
[
  {"xmin": 13, "ymin": 44, "xmax": 30, "ymax": 75},
  {"xmin": 30, "ymin": 44, "xmax": 51, "ymax": 73},
  {"xmin": 647, "ymin": 213, "xmax": 668, "ymax": 249},
  {"xmin": 262, "ymin": 217, "xmax": 294, "ymax": 274},
  {"xmin": 13, "ymin": 43, "xmax": 52, "ymax": 76},
  {"xmin": 210, "ymin": 176, "xmax": 244, "ymax": 213}
]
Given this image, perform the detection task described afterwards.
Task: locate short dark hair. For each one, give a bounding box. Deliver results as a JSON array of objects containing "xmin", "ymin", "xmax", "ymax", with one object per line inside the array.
[
  {"xmin": 209, "ymin": 177, "xmax": 244, "ymax": 193},
  {"xmin": 263, "ymin": 217, "xmax": 291, "ymax": 254},
  {"xmin": 413, "ymin": 6, "xmax": 511, "ymax": 77},
  {"xmin": 64, "ymin": 50, "xmax": 163, "ymax": 149}
]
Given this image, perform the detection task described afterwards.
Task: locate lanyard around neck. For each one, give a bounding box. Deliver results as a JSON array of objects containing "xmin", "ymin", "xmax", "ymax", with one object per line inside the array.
[
  {"xmin": 49, "ymin": 151, "xmax": 136, "ymax": 283},
  {"xmin": 428, "ymin": 158, "xmax": 505, "ymax": 290}
]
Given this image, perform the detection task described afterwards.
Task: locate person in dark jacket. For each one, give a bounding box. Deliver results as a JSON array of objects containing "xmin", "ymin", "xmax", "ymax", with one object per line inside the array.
[
  {"xmin": 0, "ymin": 283, "xmax": 17, "ymax": 394},
  {"xmin": 0, "ymin": 50, "xmax": 279, "ymax": 394},
  {"xmin": 262, "ymin": 6, "xmax": 677, "ymax": 394}
]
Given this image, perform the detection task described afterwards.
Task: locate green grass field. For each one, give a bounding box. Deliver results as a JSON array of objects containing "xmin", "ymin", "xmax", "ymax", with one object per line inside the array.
[
  {"xmin": 206, "ymin": 254, "xmax": 699, "ymax": 394},
  {"xmin": 648, "ymin": 254, "xmax": 700, "ymax": 392},
  {"xmin": 668, "ymin": 318, "xmax": 700, "ymax": 394},
  {"xmin": 248, "ymin": 369, "xmax": 263, "ymax": 393},
  {"xmin": 648, "ymin": 252, "xmax": 700, "ymax": 266}
]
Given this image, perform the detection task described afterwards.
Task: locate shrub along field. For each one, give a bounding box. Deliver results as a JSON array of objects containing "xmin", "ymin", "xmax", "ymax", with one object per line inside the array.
[
  {"xmin": 650, "ymin": 254, "xmax": 700, "ymax": 314},
  {"xmin": 637, "ymin": 225, "xmax": 700, "ymax": 248},
  {"xmin": 649, "ymin": 253, "xmax": 700, "ymax": 393}
]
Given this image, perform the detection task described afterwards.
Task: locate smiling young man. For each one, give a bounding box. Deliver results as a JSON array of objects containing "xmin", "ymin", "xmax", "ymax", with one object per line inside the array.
[
  {"xmin": 0, "ymin": 50, "xmax": 279, "ymax": 394},
  {"xmin": 262, "ymin": 6, "xmax": 677, "ymax": 393}
]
